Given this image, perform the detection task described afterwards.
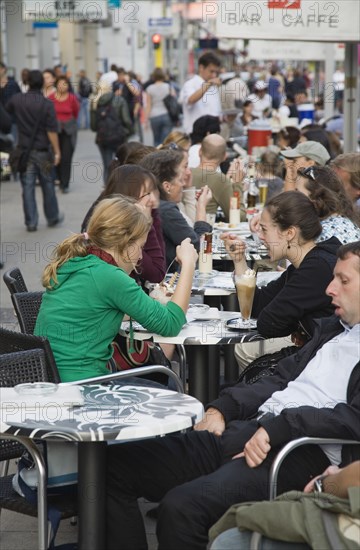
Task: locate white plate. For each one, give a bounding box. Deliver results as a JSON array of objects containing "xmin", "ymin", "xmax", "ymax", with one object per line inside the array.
[{"xmin": 214, "ymin": 222, "xmax": 249, "ymax": 233}]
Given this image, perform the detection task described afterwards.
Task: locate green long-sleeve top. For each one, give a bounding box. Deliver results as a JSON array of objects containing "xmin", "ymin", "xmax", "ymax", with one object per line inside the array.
[{"xmin": 34, "ymin": 255, "xmax": 186, "ymax": 382}]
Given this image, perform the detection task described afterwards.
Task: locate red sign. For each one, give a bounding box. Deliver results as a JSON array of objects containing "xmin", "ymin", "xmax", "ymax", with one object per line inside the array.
[{"xmin": 268, "ymin": 0, "xmax": 301, "ymax": 8}]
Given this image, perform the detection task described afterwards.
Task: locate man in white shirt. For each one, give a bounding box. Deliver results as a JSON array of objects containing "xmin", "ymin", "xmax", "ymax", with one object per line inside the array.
[
  {"xmin": 180, "ymin": 52, "xmax": 222, "ymax": 134},
  {"xmin": 106, "ymin": 242, "xmax": 360, "ymax": 550},
  {"xmin": 247, "ymin": 80, "xmax": 272, "ymax": 119}
]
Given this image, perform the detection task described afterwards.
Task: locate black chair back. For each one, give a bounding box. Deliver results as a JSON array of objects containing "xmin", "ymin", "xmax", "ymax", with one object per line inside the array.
[
  {"xmin": 3, "ymin": 267, "xmax": 28, "ymax": 295},
  {"xmin": 11, "ymin": 291, "xmax": 44, "ymax": 334},
  {"xmin": 0, "ymin": 326, "xmax": 61, "ymax": 384},
  {"xmin": 0, "ymin": 348, "xmax": 48, "ymax": 461}
]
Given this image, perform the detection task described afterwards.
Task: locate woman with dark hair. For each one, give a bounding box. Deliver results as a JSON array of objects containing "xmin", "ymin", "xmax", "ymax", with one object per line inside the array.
[
  {"xmin": 107, "ymin": 142, "xmax": 155, "ymax": 178},
  {"xmin": 296, "ymin": 165, "xmax": 360, "ymax": 243},
  {"xmin": 300, "ymin": 124, "xmax": 333, "ymax": 158},
  {"xmin": 188, "ymin": 115, "xmax": 221, "ymax": 168},
  {"xmin": 222, "ymin": 191, "xmax": 341, "ymax": 369},
  {"xmin": 81, "ymin": 164, "xmax": 165, "ymax": 283},
  {"xmin": 48, "ymin": 75, "xmax": 79, "ymax": 193},
  {"xmin": 140, "ymin": 149, "xmax": 212, "ymax": 269},
  {"xmin": 145, "ymin": 67, "xmax": 175, "ymax": 146},
  {"xmin": 277, "ymin": 126, "xmax": 300, "ymax": 150}
]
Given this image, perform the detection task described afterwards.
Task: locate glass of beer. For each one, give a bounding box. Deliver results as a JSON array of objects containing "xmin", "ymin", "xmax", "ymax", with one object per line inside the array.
[
  {"xmin": 259, "ymin": 182, "xmax": 268, "ymax": 206},
  {"xmin": 235, "ymin": 270, "xmax": 257, "ymax": 328}
]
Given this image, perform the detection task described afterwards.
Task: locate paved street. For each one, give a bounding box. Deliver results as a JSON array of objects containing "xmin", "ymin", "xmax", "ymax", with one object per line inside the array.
[{"xmin": 0, "ymin": 129, "xmax": 158, "ymax": 549}]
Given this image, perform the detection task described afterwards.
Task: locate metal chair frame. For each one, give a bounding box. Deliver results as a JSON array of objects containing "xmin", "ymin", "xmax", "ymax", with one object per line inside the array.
[{"xmin": 269, "ymin": 437, "xmax": 360, "ymax": 500}]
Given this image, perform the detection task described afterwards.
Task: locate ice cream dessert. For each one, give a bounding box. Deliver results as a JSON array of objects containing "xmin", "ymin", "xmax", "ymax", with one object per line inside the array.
[{"xmin": 149, "ymin": 273, "xmax": 178, "ymax": 305}]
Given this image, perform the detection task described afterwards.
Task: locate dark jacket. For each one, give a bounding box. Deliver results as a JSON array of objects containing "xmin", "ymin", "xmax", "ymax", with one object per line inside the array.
[
  {"xmin": 81, "ymin": 206, "xmax": 166, "ymax": 284},
  {"xmin": 252, "ymin": 237, "xmax": 341, "ymax": 339},
  {"xmin": 6, "ymin": 90, "xmax": 58, "ymax": 150},
  {"xmin": 159, "ymin": 199, "xmax": 212, "ymax": 270},
  {"xmin": 210, "ymin": 315, "xmax": 360, "ymax": 464},
  {"xmin": 90, "ymin": 92, "xmax": 132, "ymax": 136}
]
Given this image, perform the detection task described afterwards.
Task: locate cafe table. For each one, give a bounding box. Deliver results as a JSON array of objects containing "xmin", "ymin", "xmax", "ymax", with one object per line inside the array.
[
  {"xmin": 121, "ymin": 311, "xmax": 265, "ymax": 404},
  {"xmin": 0, "ymin": 382, "xmax": 204, "ymax": 550}
]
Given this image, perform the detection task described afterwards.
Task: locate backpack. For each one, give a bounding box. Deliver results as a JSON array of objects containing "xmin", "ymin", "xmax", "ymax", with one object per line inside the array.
[
  {"xmin": 95, "ymin": 100, "xmax": 126, "ymax": 148},
  {"xmin": 79, "ymin": 77, "xmax": 92, "ymax": 98}
]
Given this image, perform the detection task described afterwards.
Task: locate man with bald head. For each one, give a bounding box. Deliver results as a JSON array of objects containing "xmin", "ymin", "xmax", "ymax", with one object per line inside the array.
[{"xmin": 191, "ymin": 133, "xmax": 245, "ymax": 222}]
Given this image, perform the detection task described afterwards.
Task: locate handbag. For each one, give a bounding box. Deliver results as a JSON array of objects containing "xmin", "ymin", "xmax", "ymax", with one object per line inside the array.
[
  {"xmin": 9, "ymin": 104, "xmax": 44, "ymax": 174},
  {"xmin": 238, "ymin": 345, "xmax": 298, "ymax": 385},
  {"xmin": 60, "ymin": 117, "xmax": 78, "ymax": 136},
  {"xmin": 9, "ymin": 146, "xmax": 29, "ymax": 174},
  {"xmin": 163, "ymin": 88, "xmax": 181, "ymax": 124}
]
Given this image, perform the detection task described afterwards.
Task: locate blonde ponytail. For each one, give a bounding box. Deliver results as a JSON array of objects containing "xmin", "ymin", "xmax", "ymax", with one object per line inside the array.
[{"xmin": 42, "ymin": 233, "xmax": 88, "ymax": 289}]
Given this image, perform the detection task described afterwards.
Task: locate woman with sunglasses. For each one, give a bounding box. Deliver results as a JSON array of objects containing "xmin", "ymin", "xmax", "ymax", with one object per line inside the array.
[
  {"xmin": 140, "ymin": 149, "xmax": 212, "ymax": 269},
  {"xmin": 222, "ymin": 191, "xmax": 341, "ymax": 370},
  {"xmin": 81, "ymin": 164, "xmax": 166, "ymax": 283},
  {"xmin": 161, "ymin": 130, "xmax": 191, "ymax": 151},
  {"xmin": 296, "ymin": 165, "xmax": 360, "ymax": 244}
]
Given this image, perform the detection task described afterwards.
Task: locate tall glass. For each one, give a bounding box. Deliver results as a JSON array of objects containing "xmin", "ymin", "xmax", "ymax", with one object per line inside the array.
[
  {"xmin": 259, "ymin": 182, "xmax": 268, "ymax": 206},
  {"xmin": 235, "ymin": 272, "xmax": 257, "ymax": 328}
]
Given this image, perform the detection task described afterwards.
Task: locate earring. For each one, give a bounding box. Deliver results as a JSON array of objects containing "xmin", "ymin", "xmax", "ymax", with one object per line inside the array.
[{"xmin": 287, "ymin": 241, "xmax": 291, "ymax": 250}]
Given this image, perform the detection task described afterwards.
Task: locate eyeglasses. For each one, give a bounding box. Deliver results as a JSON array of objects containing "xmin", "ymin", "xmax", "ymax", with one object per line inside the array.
[{"xmin": 298, "ymin": 167, "xmax": 316, "ymax": 181}]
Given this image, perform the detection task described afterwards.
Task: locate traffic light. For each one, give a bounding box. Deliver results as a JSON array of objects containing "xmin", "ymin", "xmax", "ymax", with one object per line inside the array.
[{"xmin": 152, "ymin": 34, "xmax": 161, "ymax": 50}]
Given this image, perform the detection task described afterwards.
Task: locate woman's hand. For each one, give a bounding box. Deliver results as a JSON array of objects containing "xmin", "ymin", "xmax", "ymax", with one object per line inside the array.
[
  {"xmin": 221, "ymin": 233, "xmax": 246, "ymax": 264},
  {"xmin": 226, "ymin": 158, "xmax": 245, "ymax": 184},
  {"xmin": 197, "ymin": 185, "xmax": 212, "ymax": 207},
  {"xmin": 176, "ymin": 238, "xmax": 198, "ymax": 267}
]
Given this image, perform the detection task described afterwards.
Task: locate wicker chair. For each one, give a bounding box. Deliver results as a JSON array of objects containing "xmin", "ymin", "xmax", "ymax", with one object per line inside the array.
[
  {"xmin": 10, "ymin": 291, "xmax": 44, "ymax": 334},
  {"xmin": 0, "ymin": 348, "xmax": 78, "ymax": 550},
  {"xmin": 0, "ymin": 327, "xmax": 60, "ymax": 384},
  {"xmin": 3, "ymin": 267, "xmax": 28, "ymax": 295}
]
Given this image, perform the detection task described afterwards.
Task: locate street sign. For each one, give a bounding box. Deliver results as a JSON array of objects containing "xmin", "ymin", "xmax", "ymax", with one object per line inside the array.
[
  {"xmin": 248, "ymin": 40, "xmax": 345, "ymax": 61},
  {"xmin": 214, "ymin": 0, "xmax": 359, "ymax": 42},
  {"xmin": 148, "ymin": 17, "xmax": 173, "ymax": 27},
  {"xmin": 23, "ymin": 0, "xmax": 108, "ymax": 21},
  {"xmin": 148, "ymin": 17, "xmax": 173, "ymax": 36},
  {"xmin": 108, "ymin": 0, "xmax": 121, "ymax": 8}
]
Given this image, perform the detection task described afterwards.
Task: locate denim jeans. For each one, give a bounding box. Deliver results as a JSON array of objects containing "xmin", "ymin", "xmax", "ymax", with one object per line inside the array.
[
  {"xmin": 98, "ymin": 145, "xmax": 116, "ymax": 183},
  {"xmin": 20, "ymin": 150, "xmax": 60, "ymax": 228},
  {"xmin": 150, "ymin": 113, "xmax": 173, "ymax": 146},
  {"xmin": 77, "ymin": 97, "xmax": 90, "ymax": 129},
  {"xmin": 211, "ymin": 528, "xmax": 310, "ymax": 550}
]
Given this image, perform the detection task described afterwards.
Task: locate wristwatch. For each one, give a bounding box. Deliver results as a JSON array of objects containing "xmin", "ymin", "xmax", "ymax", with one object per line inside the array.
[{"xmin": 313, "ymin": 475, "xmax": 327, "ymax": 493}]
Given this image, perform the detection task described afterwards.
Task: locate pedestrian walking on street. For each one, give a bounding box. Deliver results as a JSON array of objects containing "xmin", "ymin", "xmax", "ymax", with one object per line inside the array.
[
  {"xmin": 91, "ymin": 82, "xmax": 132, "ymax": 183},
  {"xmin": 77, "ymin": 69, "xmax": 92, "ymax": 130},
  {"xmin": 49, "ymin": 75, "xmax": 79, "ymax": 193},
  {"xmin": 6, "ymin": 70, "xmax": 63, "ymax": 231}
]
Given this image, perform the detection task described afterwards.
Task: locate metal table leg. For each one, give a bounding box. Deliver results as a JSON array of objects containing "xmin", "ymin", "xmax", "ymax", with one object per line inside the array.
[
  {"xmin": 78, "ymin": 441, "xmax": 107, "ymax": 550},
  {"xmin": 187, "ymin": 345, "xmax": 220, "ymax": 404}
]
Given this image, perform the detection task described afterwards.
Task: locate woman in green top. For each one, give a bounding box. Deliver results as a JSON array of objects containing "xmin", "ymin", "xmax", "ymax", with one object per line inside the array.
[{"xmin": 35, "ymin": 196, "xmax": 198, "ymax": 382}]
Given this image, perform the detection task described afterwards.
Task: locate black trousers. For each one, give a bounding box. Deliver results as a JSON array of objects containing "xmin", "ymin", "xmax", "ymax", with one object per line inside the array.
[
  {"xmin": 106, "ymin": 421, "xmax": 330, "ymax": 550},
  {"xmin": 57, "ymin": 131, "xmax": 75, "ymax": 189}
]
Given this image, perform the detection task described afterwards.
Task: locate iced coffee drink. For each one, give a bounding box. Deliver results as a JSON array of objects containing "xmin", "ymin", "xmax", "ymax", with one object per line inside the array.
[{"xmin": 235, "ymin": 269, "xmax": 257, "ymax": 326}]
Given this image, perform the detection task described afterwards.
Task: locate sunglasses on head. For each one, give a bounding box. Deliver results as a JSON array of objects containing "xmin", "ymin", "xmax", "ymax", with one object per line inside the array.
[{"xmin": 298, "ymin": 167, "xmax": 316, "ymax": 181}]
